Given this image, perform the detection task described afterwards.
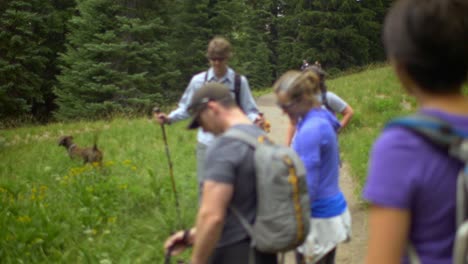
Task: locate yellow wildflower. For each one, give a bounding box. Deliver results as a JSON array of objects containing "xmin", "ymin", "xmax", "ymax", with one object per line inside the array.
[
  {"xmin": 17, "ymin": 215, "xmax": 32, "ymax": 223},
  {"xmin": 104, "ymin": 161, "xmax": 115, "ymax": 167}
]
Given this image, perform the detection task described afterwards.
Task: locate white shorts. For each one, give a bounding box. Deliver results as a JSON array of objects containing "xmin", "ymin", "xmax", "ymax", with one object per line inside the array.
[{"xmin": 298, "ymin": 208, "xmax": 352, "ymax": 264}]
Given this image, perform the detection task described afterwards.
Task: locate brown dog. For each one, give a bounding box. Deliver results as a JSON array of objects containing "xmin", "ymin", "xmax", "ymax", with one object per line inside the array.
[{"xmin": 58, "ymin": 135, "xmax": 103, "ymax": 165}]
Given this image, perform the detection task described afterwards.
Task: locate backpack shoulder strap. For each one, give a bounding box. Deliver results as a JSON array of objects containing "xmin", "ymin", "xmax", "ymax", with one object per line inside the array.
[
  {"xmin": 223, "ymin": 128, "xmax": 263, "ymax": 148},
  {"xmin": 322, "ymin": 91, "xmax": 332, "ymax": 112},
  {"xmin": 229, "ymin": 206, "xmax": 257, "ymax": 243},
  {"xmin": 234, "ymin": 73, "xmax": 241, "ymax": 104},
  {"xmin": 385, "ymin": 113, "xmax": 468, "ymax": 151}
]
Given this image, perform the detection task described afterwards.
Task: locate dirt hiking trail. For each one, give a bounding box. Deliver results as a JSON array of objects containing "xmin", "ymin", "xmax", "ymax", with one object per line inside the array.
[{"xmin": 257, "ymin": 94, "xmax": 368, "ymax": 264}]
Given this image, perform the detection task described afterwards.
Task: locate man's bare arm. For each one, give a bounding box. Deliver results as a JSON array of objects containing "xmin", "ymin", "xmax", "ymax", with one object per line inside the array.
[{"xmin": 191, "ymin": 180, "xmax": 234, "ymax": 264}]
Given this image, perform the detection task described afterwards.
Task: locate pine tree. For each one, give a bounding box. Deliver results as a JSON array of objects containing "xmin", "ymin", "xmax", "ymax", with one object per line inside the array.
[
  {"xmin": 168, "ymin": 0, "xmax": 212, "ymax": 93},
  {"xmin": 275, "ymin": 0, "xmax": 386, "ymax": 72},
  {"xmin": 231, "ymin": 0, "xmax": 274, "ymax": 88},
  {"xmin": 0, "ymin": 0, "xmax": 55, "ymax": 120},
  {"xmin": 54, "ymin": 0, "xmax": 178, "ymax": 120}
]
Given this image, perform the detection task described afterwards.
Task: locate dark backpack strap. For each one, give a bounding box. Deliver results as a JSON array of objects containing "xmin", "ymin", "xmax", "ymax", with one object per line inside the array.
[
  {"xmin": 321, "ymin": 91, "xmax": 332, "ymax": 112},
  {"xmin": 234, "ymin": 73, "xmax": 243, "ymax": 111},
  {"xmin": 204, "ymin": 71, "xmax": 208, "ymax": 83}
]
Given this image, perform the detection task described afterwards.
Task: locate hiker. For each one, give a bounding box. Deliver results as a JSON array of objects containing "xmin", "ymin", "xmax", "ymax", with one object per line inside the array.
[
  {"xmin": 363, "ymin": 0, "xmax": 468, "ymax": 263},
  {"xmin": 300, "ymin": 59, "xmax": 310, "ymax": 71},
  {"xmin": 154, "ymin": 36, "xmax": 264, "ymax": 189},
  {"xmin": 274, "ymin": 70, "xmax": 351, "ymax": 263},
  {"xmin": 163, "ymin": 83, "xmax": 277, "ymax": 264},
  {"xmin": 285, "ymin": 63, "xmax": 354, "ymax": 146}
]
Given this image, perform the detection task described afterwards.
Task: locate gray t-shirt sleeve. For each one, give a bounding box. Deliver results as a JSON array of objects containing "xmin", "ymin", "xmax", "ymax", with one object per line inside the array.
[
  {"xmin": 326, "ymin": 91, "xmax": 348, "ymax": 113},
  {"xmin": 203, "ymin": 137, "xmax": 247, "ymax": 184}
]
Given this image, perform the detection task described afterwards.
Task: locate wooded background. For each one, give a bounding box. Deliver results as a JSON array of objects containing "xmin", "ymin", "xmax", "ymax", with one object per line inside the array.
[{"xmin": 0, "ymin": 0, "xmax": 392, "ymax": 123}]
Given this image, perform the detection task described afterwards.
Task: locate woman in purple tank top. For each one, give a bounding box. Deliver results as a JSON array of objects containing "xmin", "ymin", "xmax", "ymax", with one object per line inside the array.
[{"xmin": 363, "ymin": 0, "xmax": 468, "ymax": 263}]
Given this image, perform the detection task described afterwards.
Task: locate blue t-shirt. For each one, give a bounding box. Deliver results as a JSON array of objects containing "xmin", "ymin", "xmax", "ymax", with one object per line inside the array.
[
  {"xmin": 293, "ymin": 108, "xmax": 346, "ymax": 218},
  {"xmin": 364, "ymin": 108, "xmax": 468, "ymax": 264}
]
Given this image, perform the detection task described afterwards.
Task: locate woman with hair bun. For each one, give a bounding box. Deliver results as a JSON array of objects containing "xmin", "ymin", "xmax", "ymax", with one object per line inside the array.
[
  {"xmin": 273, "ymin": 70, "xmax": 351, "ymax": 264},
  {"xmin": 285, "ymin": 63, "xmax": 354, "ymax": 146}
]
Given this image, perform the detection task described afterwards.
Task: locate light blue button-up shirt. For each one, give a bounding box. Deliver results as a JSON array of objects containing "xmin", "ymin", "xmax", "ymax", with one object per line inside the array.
[{"xmin": 168, "ymin": 67, "xmax": 260, "ymax": 145}]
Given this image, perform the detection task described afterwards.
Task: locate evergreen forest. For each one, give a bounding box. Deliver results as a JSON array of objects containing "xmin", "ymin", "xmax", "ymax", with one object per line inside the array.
[{"xmin": 0, "ymin": 0, "xmax": 392, "ymax": 124}]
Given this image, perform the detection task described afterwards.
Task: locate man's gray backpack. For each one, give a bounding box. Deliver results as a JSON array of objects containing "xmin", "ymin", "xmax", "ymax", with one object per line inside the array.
[
  {"xmin": 386, "ymin": 114, "xmax": 468, "ymax": 264},
  {"xmin": 224, "ymin": 129, "xmax": 310, "ymax": 257}
]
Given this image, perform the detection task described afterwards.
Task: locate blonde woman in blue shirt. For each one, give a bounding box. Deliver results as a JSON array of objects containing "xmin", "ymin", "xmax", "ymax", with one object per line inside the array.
[{"xmin": 274, "ymin": 70, "xmax": 351, "ymax": 264}]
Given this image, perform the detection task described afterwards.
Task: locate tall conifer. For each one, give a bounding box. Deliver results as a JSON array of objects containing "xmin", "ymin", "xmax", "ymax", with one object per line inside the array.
[{"xmin": 54, "ymin": 0, "xmax": 177, "ymax": 120}]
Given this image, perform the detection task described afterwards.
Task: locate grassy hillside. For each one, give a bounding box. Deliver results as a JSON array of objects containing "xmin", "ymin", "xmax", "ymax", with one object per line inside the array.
[{"xmin": 328, "ymin": 65, "xmax": 416, "ymax": 196}]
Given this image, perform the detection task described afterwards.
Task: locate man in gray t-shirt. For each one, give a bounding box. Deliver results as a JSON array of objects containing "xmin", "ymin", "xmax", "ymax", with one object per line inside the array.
[
  {"xmin": 203, "ymin": 124, "xmax": 261, "ymax": 247},
  {"xmin": 164, "ymin": 83, "xmax": 277, "ymax": 264}
]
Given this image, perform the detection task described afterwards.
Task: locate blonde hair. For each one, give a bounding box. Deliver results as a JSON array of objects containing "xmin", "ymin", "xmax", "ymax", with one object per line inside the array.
[
  {"xmin": 273, "ymin": 70, "xmax": 321, "ymax": 105},
  {"xmin": 206, "ymin": 36, "xmax": 232, "ymax": 59}
]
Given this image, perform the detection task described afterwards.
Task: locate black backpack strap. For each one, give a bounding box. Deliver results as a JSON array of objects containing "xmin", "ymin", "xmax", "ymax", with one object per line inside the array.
[
  {"xmin": 234, "ymin": 73, "xmax": 243, "ymax": 111},
  {"xmin": 204, "ymin": 71, "xmax": 208, "ymax": 83},
  {"xmin": 321, "ymin": 91, "xmax": 332, "ymax": 112}
]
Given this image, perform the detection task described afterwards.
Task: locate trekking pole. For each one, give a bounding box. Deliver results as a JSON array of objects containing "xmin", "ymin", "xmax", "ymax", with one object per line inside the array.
[
  {"xmin": 164, "ymin": 247, "xmax": 172, "ymax": 264},
  {"xmin": 153, "ymin": 107, "xmax": 182, "ymax": 228}
]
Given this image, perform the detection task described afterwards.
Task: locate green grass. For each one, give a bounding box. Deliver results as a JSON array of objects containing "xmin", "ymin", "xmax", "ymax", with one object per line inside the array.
[
  {"xmin": 328, "ymin": 65, "xmax": 416, "ymax": 196},
  {"xmin": 0, "ymin": 118, "xmax": 198, "ymax": 263}
]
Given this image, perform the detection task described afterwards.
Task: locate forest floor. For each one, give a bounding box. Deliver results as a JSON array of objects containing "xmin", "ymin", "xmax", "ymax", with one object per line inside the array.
[{"xmin": 257, "ymin": 93, "xmax": 368, "ymax": 264}]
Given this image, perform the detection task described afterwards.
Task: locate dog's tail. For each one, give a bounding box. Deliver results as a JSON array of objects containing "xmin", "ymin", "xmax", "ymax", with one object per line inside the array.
[{"xmin": 93, "ymin": 133, "xmax": 100, "ymax": 151}]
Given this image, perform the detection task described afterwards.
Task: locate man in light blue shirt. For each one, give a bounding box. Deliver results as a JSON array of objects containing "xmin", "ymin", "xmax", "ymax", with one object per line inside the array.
[{"xmin": 155, "ymin": 36, "xmax": 264, "ymax": 187}]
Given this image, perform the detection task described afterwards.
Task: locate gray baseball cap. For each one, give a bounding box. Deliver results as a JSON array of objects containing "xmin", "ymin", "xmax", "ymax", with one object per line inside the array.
[{"xmin": 187, "ymin": 82, "xmax": 233, "ymax": 129}]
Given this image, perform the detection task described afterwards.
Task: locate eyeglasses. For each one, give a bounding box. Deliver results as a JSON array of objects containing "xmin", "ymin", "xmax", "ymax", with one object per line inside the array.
[
  {"xmin": 209, "ymin": 57, "xmax": 226, "ymax": 62},
  {"xmin": 276, "ymin": 101, "xmax": 297, "ymax": 111}
]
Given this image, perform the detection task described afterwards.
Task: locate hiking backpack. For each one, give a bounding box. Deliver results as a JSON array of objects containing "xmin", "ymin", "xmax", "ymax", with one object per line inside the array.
[
  {"xmin": 223, "ymin": 128, "xmax": 310, "ymax": 254},
  {"xmin": 386, "ymin": 113, "xmax": 468, "ymax": 264}
]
